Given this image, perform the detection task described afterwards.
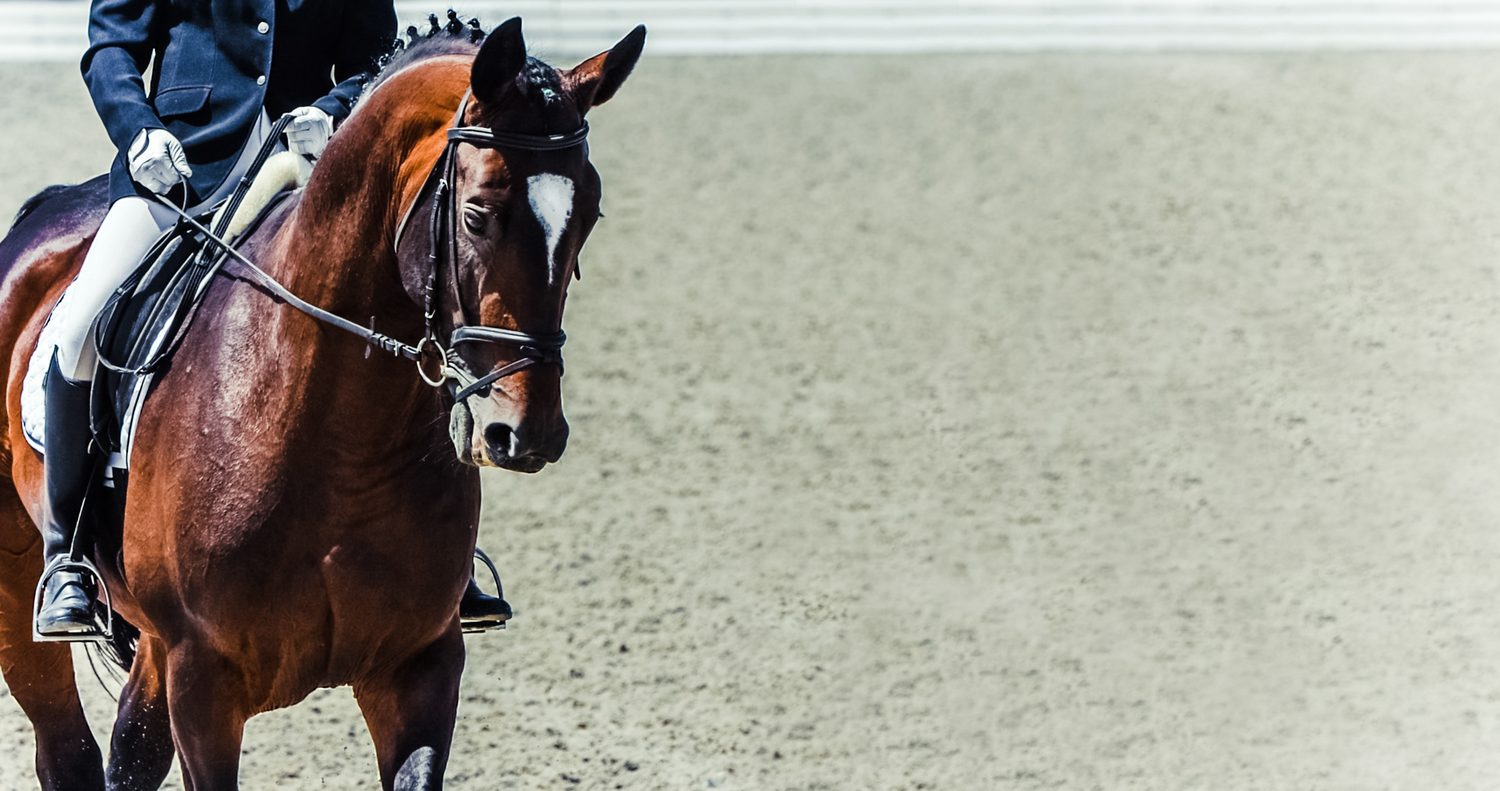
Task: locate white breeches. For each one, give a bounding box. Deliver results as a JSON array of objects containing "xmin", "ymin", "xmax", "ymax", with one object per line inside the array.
[
  {"xmin": 52, "ymin": 112, "xmax": 278, "ymax": 380},
  {"xmin": 52, "ymin": 198, "xmax": 178, "ymax": 379}
]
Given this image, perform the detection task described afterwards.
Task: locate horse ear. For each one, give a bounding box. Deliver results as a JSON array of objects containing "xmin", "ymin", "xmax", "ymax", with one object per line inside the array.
[
  {"xmin": 471, "ymin": 17, "xmax": 527, "ymax": 104},
  {"xmin": 566, "ymin": 25, "xmax": 646, "ymax": 112}
]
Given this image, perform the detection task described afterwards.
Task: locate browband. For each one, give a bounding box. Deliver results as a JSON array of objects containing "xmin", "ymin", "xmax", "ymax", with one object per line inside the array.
[
  {"xmin": 448, "ymin": 124, "xmax": 589, "ymax": 151},
  {"xmin": 446, "ymin": 89, "xmax": 589, "ymax": 152}
]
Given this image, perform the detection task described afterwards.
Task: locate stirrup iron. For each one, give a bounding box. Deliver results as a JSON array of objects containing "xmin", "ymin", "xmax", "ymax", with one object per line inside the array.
[
  {"xmin": 33, "ymin": 556, "xmax": 113, "ymax": 643},
  {"xmin": 461, "ymin": 549, "xmax": 509, "ymax": 634}
]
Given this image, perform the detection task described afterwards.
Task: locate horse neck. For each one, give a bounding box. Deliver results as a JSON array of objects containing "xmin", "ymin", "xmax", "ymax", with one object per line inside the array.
[
  {"xmin": 249, "ymin": 62, "xmax": 473, "ymax": 439},
  {"xmin": 275, "ymin": 60, "xmax": 472, "ymax": 338}
]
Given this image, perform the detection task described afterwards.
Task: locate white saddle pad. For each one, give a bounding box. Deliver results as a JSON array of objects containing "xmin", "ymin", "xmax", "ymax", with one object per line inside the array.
[{"xmin": 21, "ymin": 292, "xmax": 159, "ymax": 478}]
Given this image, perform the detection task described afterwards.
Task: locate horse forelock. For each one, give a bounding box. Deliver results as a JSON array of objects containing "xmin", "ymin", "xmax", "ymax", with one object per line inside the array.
[{"xmin": 469, "ymin": 58, "xmax": 582, "ymax": 137}]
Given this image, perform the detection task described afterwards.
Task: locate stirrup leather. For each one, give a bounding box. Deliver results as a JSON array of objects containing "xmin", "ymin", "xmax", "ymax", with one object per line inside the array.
[
  {"xmin": 32, "ymin": 556, "xmax": 113, "ymax": 643},
  {"xmin": 461, "ymin": 549, "xmax": 509, "ymax": 634}
]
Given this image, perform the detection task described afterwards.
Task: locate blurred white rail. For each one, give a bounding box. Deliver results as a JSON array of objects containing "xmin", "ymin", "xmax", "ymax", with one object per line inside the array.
[{"xmin": 10, "ymin": 1, "xmax": 1500, "ymax": 61}]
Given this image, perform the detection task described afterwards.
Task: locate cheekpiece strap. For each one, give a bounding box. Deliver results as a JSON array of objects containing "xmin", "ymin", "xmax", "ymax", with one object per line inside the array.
[{"xmin": 426, "ymin": 91, "xmax": 573, "ymax": 403}]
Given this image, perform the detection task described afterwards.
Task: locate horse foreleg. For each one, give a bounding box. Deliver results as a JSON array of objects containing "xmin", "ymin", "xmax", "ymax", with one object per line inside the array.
[
  {"xmin": 163, "ymin": 642, "xmax": 249, "ymax": 791},
  {"xmin": 105, "ymin": 634, "xmax": 174, "ymax": 791},
  {"xmin": 0, "ymin": 483, "xmax": 104, "ymax": 790},
  {"xmin": 353, "ymin": 628, "xmax": 465, "ymax": 791}
]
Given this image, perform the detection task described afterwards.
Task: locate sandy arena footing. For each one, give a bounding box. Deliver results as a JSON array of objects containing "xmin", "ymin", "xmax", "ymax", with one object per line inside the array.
[{"xmin": 3, "ymin": 53, "xmax": 1500, "ymax": 789}]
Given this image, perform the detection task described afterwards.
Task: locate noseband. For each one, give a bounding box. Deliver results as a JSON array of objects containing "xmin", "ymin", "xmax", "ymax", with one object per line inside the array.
[{"xmin": 411, "ymin": 89, "xmax": 586, "ymax": 403}]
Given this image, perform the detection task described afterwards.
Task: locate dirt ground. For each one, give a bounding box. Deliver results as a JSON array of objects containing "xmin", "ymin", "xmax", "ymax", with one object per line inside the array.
[{"xmin": 4, "ymin": 52, "xmax": 1500, "ymax": 789}]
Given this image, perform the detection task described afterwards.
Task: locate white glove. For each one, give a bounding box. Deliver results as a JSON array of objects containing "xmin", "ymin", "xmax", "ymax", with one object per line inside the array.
[
  {"xmin": 286, "ymin": 106, "xmax": 333, "ymax": 159},
  {"xmin": 127, "ymin": 129, "xmax": 192, "ymax": 195}
]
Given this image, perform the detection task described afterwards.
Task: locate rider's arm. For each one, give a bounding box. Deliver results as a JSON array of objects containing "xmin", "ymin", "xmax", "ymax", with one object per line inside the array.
[
  {"xmin": 309, "ymin": 0, "xmax": 398, "ymax": 123},
  {"xmin": 79, "ymin": 0, "xmax": 165, "ymax": 157}
]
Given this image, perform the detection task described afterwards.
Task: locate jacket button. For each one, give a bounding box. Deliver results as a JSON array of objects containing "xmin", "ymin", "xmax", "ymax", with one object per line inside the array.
[
  {"xmin": 256, "ymin": 75, "xmax": 266, "ymax": 86},
  {"xmin": 257, "ymin": 21, "xmax": 269, "ymax": 34}
]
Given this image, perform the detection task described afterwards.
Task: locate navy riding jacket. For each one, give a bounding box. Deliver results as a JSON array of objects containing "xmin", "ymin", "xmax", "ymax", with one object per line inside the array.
[{"xmin": 81, "ymin": 0, "xmax": 397, "ymax": 205}]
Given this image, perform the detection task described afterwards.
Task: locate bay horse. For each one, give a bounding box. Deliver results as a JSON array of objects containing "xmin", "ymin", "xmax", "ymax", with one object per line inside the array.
[{"xmin": 0, "ymin": 18, "xmax": 643, "ymax": 790}]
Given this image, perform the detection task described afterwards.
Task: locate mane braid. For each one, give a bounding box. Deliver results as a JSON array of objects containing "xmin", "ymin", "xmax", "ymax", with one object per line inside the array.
[
  {"xmin": 364, "ymin": 21, "xmax": 484, "ymax": 95},
  {"xmin": 358, "ymin": 17, "xmax": 576, "ymax": 132},
  {"xmin": 364, "ymin": 16, "xmax": 569, "ymax": 110}
]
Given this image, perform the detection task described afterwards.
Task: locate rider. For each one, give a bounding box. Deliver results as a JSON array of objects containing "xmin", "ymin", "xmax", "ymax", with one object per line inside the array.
[{"xmin": 36, "ymin": 0, "xmax": 509, "ymax": 637}]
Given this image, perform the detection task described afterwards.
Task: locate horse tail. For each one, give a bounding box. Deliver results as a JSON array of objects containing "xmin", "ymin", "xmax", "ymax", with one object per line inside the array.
[
  {"xmin": 86, "ymin": 611, "xmax": 139, "ymax": 675},
  {"xmin": 105, "ymin": 613, "xmax": 140, "ymax": 670},
  {"xmin": 76, "ymin": 612, "xmax": 139, "ymax": 700},
  {"xmin": 10, "ymin": 184, "xmax": 75, "ymax": 232}
]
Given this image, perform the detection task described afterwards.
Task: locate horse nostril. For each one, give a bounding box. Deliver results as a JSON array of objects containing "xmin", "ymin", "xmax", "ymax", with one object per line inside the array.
[{"xmin": 483, "ymin": 423, "xmax": 515, "ymax": 459}]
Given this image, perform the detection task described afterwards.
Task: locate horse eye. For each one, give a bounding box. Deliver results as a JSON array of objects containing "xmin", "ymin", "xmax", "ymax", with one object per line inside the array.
[{"xmin": 463, "ymin": 207, "xmax": 488, "ymax": 235}]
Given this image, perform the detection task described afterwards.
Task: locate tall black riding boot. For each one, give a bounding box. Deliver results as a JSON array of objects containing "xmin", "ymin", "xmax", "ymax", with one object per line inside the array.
[{"xmin": 34, "ymin": 352, "xmax": 100, "ymax": 638}]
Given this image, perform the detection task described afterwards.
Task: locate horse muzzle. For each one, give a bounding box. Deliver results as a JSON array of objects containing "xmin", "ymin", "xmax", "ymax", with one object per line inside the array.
[{"xmin": 449, "ymin": 399, "xmax": 568, "ymax": 471}]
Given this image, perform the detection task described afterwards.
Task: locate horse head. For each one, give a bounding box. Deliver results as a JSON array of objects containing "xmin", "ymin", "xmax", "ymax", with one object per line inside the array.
[{"xmin": 392, "ymin": 19, "xmax": 643, "ymax": 471}]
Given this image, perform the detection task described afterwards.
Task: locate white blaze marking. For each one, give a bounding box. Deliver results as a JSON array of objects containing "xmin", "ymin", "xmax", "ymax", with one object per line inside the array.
[{"xmin": 527, "ymin": 174, "xmax": 575, "ymax": 285}]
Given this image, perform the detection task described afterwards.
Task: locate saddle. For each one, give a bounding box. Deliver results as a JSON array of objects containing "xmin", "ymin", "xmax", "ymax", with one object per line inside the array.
[
  {"xmin": 19, "ymin": 149, "xmax": 312, "ymax": 469},
  {"xmin": 90, "ymin": 182, "xmax": 297, "ymax": 480}
]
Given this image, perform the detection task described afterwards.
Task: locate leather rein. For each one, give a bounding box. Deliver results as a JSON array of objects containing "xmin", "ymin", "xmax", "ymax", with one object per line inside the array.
[{"xmin": 148, "ymin": 92, "xmax": 586, "ymax": 404}]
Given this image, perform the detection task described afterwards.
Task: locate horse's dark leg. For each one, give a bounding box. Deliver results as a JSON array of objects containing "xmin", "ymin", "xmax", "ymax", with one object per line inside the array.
[
  {"xmin": 0, "ymin": 484, "xmax": 105, "ymax": 790},
  {"xmin": 105, "ymin": 634, "xmax": 175, "ymax": 791},
  {"xmin": 353, "ymin": 628, "xmax": 465, "ymax": 791},
  {"xmin": 162, "ymin": 642, "xmax": 247, "ymax": 791}
]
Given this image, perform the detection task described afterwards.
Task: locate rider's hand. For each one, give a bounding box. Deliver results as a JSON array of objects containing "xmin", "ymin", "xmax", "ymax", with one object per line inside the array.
[
  {"xmin": 286, "ymin": 106, "xmax": 333, "ymax": 159},
  {"xmin": 127, "ymin": 129, "xmax": 193, "ymax": 195}
]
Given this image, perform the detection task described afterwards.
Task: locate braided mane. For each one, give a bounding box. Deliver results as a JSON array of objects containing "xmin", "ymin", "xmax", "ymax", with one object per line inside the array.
[
  {"xmin": 364, "ymin": 14, "xmax": 564, "ymax": 109},
  {"xmin": 366, "ymin": 24, "xmax": 482, "ymax": 95}
]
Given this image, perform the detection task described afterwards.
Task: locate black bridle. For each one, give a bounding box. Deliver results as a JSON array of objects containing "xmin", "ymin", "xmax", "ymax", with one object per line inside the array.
[
  {"xmin": 417, "ymin": 90, "xmax": 586, "ymax": 402},
  {"xmin": 148, "ymin": 92, "xmax": 588, "ymax": 404}
]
